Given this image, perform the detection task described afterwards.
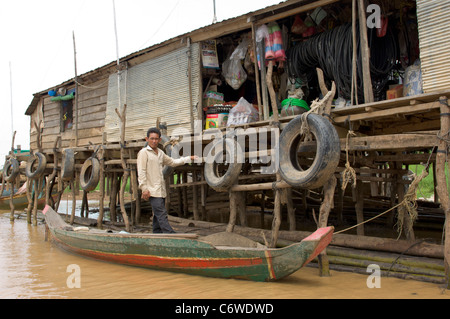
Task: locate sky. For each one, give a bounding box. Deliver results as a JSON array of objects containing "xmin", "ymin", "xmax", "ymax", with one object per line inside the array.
[{"xmin": 0, "ymin": 0, "xmax": 283, "ymax": 166}]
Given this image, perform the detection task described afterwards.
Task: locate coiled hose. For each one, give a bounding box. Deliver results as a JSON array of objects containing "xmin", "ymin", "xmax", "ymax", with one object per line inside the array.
[{"xmin": 286, "ymin": 22, "xmax": 397, "ymax": 103}]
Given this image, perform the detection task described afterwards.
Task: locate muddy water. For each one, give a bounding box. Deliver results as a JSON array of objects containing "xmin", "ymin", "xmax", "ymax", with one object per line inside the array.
[{"xmin": 1, "ymin": 211, "xmax": 449, "ymax": 300}]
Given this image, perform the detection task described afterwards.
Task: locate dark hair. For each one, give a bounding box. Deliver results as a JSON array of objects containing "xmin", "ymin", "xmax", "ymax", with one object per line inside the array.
[{"xmin": 147, "ymin": 127, "xmax": 161, "ymax": 138}]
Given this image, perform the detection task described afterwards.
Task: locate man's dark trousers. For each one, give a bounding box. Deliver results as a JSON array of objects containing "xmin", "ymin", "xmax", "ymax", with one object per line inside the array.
[{"xmin": 149, "ymin": 197, "xmax": 175, "ymax": 233}]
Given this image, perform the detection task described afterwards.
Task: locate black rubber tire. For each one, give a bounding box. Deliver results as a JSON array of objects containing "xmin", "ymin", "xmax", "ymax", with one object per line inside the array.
[
  {"xmin": 160, "ymin": 135, "xmax": 178, "ymax": 179},
  {"xmin": 61, "ymin": 148, "xmax": 75, "ymax": 181},
  {"xmin": 3, "ymin": 158, "xmax": 20, "ymax": 182},
  {"xmin": 25, "ymin": 152, "xmax": 47, "ymax": 179},
  {"xmin": 204, "ymin": 138, "xmax": 243, "ymax": 192},
  {"xmin": 278, "ymin": 114, "xmax": 340, "ymax": 189},
  {"xmin": 79, "ymin": 157, "xmax": 100, "ymax": 191}
]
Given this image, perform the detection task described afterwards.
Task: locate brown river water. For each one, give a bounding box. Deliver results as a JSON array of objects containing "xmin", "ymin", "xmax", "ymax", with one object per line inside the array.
[{"xmin": 1, "ymin": 207, "xmax": 449, "ymax": 301}]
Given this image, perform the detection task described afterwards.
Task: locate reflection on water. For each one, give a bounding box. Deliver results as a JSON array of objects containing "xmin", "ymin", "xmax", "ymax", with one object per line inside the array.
[{"xmin": 0, "ymin": 211, "xmax": 449, "ymax": 299}]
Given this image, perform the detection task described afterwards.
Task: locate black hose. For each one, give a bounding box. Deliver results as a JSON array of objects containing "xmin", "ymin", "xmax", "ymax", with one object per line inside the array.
[{"xmin": 286, "ymin": 22, "xmax": 397, "ymax": 103}]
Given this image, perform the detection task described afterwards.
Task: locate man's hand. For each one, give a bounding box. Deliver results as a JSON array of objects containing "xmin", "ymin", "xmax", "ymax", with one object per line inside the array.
[
  {"xmin": 190, "ymin": 155, "xmax": 200, "ymax": 162},
  {"xmin": 142, "ymin": 190, "xmax": 150, "ymax": 201}
]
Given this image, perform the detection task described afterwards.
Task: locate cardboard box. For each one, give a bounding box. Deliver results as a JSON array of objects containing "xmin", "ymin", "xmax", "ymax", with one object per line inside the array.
[
  {"xmin": 205, "ymin": 113, "xmax": 228, "ymax": 129},
  {"xmin": 387, "ymin": 85, "xmax": 403, "ymax": 100},
  {"xmin": 203, "ymin": 90, "xmax": 224, "ymax": 107}
]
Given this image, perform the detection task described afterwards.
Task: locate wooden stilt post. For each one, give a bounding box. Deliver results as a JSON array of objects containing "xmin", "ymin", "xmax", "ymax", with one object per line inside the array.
[
  {"xmin": 436, "ymin": 97, "xmax": 450, "ymax": 288},
  {"xmin": 110, "ymin": 172, "xmax": 118, "ymax": 222},
  {"xmin": 260, "ymin": 190, "xmax": 266, "ymax": 229},
  {"xmin": 396, "ymin": 159, "xmax": 415, "ymax": 241},
  {"xmin": 97, "ymin": 148, "xmax": 105, "ymax": 229},
  {"xmin": 69, "ymin": 180, "xmax": 76, "ymax": 225},
  {"xmin": 176, "ymin": 177, "xmax": 183, "ymax": 218},
  {"xmin": 270, "ymin": 187, "xmax": 282, "ymax": 248},
  {"xmin": 283, "ymin": 188, "xmax": 296, "ymax": 231},
  {"xmin": 266, "ymin": 61, "xmax": 279, "ymax": 122},
  {"xmin": 119, "ymin": 169, "xmax": 131, "ymax": 231},
  {"xmin": 200, "ymin": 170, "xmax": 207, "ymax": 221},
  {"xmin": 355, "ymin": 179, "xmax": 365, "ymax": 236},
  {"xmin": 238, "ymin": 191, "xmax": 247, "ymax": 227},
  {"xmin": 317, "ymin": 175, "xmax": 337, "ymax": 277},
  {"xmin": 80, "ymin": 190, "xmax": 87, "ymax": 218},
  {"xmin": 46, "ymin": 137, "xmax": 60, "ymax": 208},
  {"xmin": 26, "ymin": 178, "xmax": 33, "ymax": 224},
  {"xmin": 227, "ymin": 191, "xmax": 237, "ymax": 233},
  {"xmin": 131, "ymin": 166, "xmax": 140, "ymax": 225},
  {"xmin": 337, "ymin": 177, "xmax": 344, "ymax": 225},
  {"xmin": 32, "ymin": 177, "xmax": 43, "ymax": 226},
  {"xmin": 251, "ymin": 21, "xmax": 263, "ymax": 120},
  {"xmin": 357, "ymin": 0, "xmax": 374, "ymax": 103},
  {"xmin": 9, "ymin": 181, "xmax": 14, "ymax": 221},
  {"xmin": 192, "ymin": 170, "xmax": 199, "ymax": 220},
  {"xmin": 182, "ymin": 172, "xmax": 188, "ymax": 217}
]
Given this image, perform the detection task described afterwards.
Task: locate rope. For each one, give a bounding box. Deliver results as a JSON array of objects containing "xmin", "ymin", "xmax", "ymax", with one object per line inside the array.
[
  {"xmin": 341, "ymin": 130, "xmax": 357, "ymax": 190},
  {"xmin": 394, "ymin": 168, "xmax": 428, "ymax": 239},
  {"xmin": 335, "ymin": 148, "xmax": 434, "ymax": 236},
  {"xmin": 299, "ymin": 89, "xmax": 333, "ymax": 141},
  {"xmin": 334, "ymin": 202, "xmax": 402, "ymax": 235}
]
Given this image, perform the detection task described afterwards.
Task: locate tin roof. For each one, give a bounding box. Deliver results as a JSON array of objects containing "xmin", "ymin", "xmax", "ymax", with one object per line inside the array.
[{"xmin": 26, "ymin": 0, "xmax": 336, "ymax": 115}]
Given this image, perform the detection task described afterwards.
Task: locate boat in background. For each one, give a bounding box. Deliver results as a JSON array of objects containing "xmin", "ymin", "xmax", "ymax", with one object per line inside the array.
[
  {"xmin": 0, "ymin": 181, "xmax": 47, "ymax": 210},
  {"xmin": 43, "ymin": 205, "xmax": 334, "ymax": 282}
]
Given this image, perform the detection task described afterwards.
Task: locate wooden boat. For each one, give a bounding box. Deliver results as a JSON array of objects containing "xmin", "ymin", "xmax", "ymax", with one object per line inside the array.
[
  {"xmin": 43, "ymin": 205, "xmax": 333, "ymax": 282},
  {"xmin": 0, "ymin": 182, "xmax": 47, "ymax": 210}
]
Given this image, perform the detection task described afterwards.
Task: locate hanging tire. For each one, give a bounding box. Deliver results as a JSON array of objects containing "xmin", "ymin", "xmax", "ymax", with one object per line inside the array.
[
  {"xmin": 80, "ymin": 157, "xmax": 100, "ymax": 191},
  {"xmin": 160, "ymin": 135, "xmax": 179, "ymax": 179},
  {"xmin": 204, "ymin": 138, "xmax": 243, "ymax": 192},
  {"xmin": 3, "ymin": 158, "xmax": 20, "ymax": 182},
  {"xmin": 278, "ymin": 114, "xmax": 340, "ymax": 189},
  {"xmin": 61, "ymin": 148, "xmax": 75, "ymax": 181},
  {"xmin": 25, "ymin": 152, "xmax": 47, "ymax": 179}
]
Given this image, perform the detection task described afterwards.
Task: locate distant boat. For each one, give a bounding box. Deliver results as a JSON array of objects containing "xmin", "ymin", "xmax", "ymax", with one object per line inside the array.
[
  {"xmin": 43, "ymin": 205, "xmax": 334, "ymax": 282},
  {"xmin": 0, "ymin": 182, "xmax": 46, "ymax": 210}
]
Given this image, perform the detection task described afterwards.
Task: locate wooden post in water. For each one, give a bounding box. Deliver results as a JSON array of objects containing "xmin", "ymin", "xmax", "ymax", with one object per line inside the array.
[
  {"xmin": 26, "ymin": 178, "xmax": 33, "ymax": 224},
  {"xmin": 9, "ymin": 181, "xmax": 14, "ymax": 222}
]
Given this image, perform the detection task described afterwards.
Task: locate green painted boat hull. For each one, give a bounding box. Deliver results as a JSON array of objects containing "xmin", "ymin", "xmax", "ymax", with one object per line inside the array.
[{"xmin": 43, "ymin": 205, "xmax": 333, "ymax": 282}]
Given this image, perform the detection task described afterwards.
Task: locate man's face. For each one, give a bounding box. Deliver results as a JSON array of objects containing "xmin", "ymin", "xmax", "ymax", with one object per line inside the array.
[{"xmin": 146, "ymin": 133, "xmax": 161, "ymax": 150}]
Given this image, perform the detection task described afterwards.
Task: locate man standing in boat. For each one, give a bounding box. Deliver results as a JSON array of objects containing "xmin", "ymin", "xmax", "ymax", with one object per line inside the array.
[{"xmin": 137, "ymin": 127, "xmax": 197, "ymax": 233}]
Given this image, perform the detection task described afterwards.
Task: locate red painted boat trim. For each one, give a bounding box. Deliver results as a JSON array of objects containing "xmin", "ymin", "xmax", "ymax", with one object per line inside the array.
[
  {"xmin": 303, "ymin": 228, "xmax": 333, "ymax": 266},
  {"xmin": 52, "ymin": 234, "xmax": 265, "ymax": 269},
  {"xmin": 303, "ymin": 226, "xmax": 333, "ymax": 241}
]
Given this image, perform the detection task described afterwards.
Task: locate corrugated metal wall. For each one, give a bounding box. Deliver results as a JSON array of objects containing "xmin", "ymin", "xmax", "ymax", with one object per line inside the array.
[
  {"xmin": 417, "ymin": 0, "xmax": 450, "ymax": 93},
  {"xmin": 105, "ymin": 42, "xmax": 200, "ymax": 142}
]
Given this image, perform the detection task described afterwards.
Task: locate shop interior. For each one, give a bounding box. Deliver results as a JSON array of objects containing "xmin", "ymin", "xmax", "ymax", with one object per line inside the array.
[{"xmin": 200, "ymin": 0, "xmax": 420, "ymax": 130}]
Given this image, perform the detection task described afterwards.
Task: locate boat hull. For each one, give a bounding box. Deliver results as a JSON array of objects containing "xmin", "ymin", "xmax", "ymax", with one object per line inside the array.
[{"xmin": 43, "ymin": 205, "xmax": 333, "ymax": 281}]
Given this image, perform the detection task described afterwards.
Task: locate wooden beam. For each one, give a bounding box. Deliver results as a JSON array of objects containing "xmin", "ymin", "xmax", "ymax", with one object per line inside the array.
[
  {"xmin": 342, "ymin": 133, "xmax": 438, "ymax": 151},
  {"xmin": 255, "ymin": 0, "xmax": 340, "ymax": 25},
  {"xmin": 332, "ymin": 101, "xmax": 442, "ymax": 124},
  {"xmin": 357, "ymin": 0, "xmax": 374, "ymax": 103}
]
